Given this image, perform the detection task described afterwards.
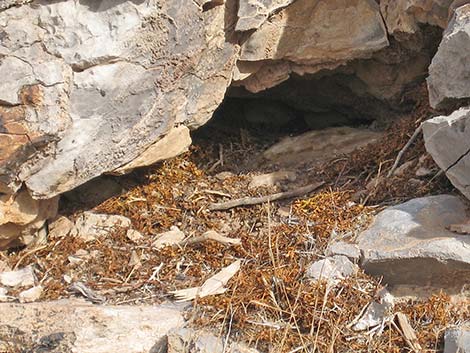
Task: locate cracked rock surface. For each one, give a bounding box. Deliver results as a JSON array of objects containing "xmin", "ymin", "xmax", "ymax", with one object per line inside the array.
[
  {"xmin": 357, "ymin": 195, "xmax": 470, "ymax": 288},
  {"xmin": 0, "ymin": 0, "xmax": 237, "ymax": 199},
  {"xmin": 423, "ymin": 107, "xmax": 470, "ymax": 200}
]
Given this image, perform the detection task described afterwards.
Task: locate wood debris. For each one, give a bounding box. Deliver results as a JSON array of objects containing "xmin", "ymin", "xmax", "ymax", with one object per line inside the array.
[
  {"xmin": 208, "ymin": 182, "xmax": 324, "ymax": 211},
  {"xmin": 181, "ymin": 231, "xmax": 241, "ymax": 246},
  {"xmin": 170, "ymin": 260, "xmax": 240, "ymax": 301}
]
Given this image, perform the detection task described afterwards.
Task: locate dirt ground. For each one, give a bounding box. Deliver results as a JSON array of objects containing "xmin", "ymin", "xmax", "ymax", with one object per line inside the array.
[{"xmin": 2, "ymin": 84, "xmax": 469, "ymax": 352}]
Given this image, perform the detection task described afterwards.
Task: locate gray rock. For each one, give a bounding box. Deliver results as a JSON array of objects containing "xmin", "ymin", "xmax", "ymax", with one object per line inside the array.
[
  {"xmin": 0, "ymin": 299, "xmax": 185, "ymax": 353},
  {"xmin": 326, "ymin": 241, "xmax": 361, "ymax": 262},
  {"xmin": 445, "ymin": 326, "xmax": 470, "ymax": 353},
  {"xmin": 0, "ymin": 0, "xmax": 237, "ymax": 198},
  {"xmin": 427, "ymin": 4, "xmax": 470, "ymax": 108},
  {"xmin": 423, "ymin": 107, "xmax": 470, "ymax": 201},
  {"xmin": 306, "ymin": 255, "xmax": 358, "ymax": 285},
  {"xmin": 164, "ymin": 328, "xmax": 259, "ymax": 353},
  {"xmin": 357, "ymin": 195, "xmax": 470, "ymax": 287}
]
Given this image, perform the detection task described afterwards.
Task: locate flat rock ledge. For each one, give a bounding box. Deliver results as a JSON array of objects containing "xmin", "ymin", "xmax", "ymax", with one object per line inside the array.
[
  {"xmin": 0, "ymin": 299, "xmax": 185, "ymax": 353},
  {"xmin": 357, "ymin": 195, "xmax": 470, "ymax": 288}
]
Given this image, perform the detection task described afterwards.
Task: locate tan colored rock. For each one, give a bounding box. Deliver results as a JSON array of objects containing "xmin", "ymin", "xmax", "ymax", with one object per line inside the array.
[
  {"xmin": 249, "ymin": 170, "xmax": 296, "ymax": 189},
  {"xmin": 112, "ymin": 125, "xmax": 192, "ymax": 175},
  {"xmin": 47, "ymin": 216, "xmax": 74, "ymax": 239},
  {"xmin": 263, "ymin": 127, "xmax": 382, "ymax": 167},
  {"xmin": 70, "ymin": 212, "xmax": 132, "ymax": 243},
  {"xmin": 380, "ymin": 0, "xmax": 454, "ymax": 37},
  {"xmin": 236, "ymin": 0, "xmax": 388, "ymax": 92},
  {"xmin": 0, "ymin": 299, "xmax": 185, "ymax": 353},
  {"xmin": 153, "ymin": 226, "xmax": 185, "ymax": 249},
  {"xmin": 0, "ymin": 190, "xmax": 58, "ymax": 250},
  {"xmin": 18, "ymin": 285, "xmax": 43, "ymax": 303}
]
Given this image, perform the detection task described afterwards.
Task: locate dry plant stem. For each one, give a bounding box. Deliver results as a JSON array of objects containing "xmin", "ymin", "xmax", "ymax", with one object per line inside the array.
[
  {"xmin": 387, "ymin": 123, "xmax": 423, "ymax": 177},
  {"xmin": 208, "ymin": 182, "xmax": 325, "ymax": 211}
]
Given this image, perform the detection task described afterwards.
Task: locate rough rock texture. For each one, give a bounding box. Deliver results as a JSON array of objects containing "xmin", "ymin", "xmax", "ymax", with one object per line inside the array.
[
  {"xmin": 0, "ymin": 300, "xmax": 185, "ymax": 353},
  {"xmin": 112, "ymin": 125, "xmax": 192, "ymax": 175},
  {"xmin": 427, "ymin": 4, "xmax": 470, "ymax": 108},
  {"xmin": 306, "ymin": 255, "xmax": 358, "ymax": 285},
  {"xmin": 162, "ymin": 328, "xmax": 259, "ymax": 353},
  {"xmin": 357, "ymin": 195, "xmax": 470, "ymax": 287},
  {"xmin": 263, "ymin": 127, "xmax": 382, "ymax": 167},
  {"xmin": 236, "ymin": 0, "xmax": 295, "ymax": 32},
  {"xmin": 423, "ymin": 108, "xmax": 470, "ymax": 200},
  {"xmin": 0, "ymin": 190, "xmax": 58, "ymax": 249},
  {"xmin": 445, "ymin": 326, "xmax": 470, "ymax": 353},
  {"xmin": 380, "ymin": 0, "xmax": 454, "ymax": 37},
  {"xmin": 0, "ymin": 0, "xmax": 237, "ymax": 199},
  {"xmin": 235, "ymin": 0, "xmax": 388, "ymax": 92}
]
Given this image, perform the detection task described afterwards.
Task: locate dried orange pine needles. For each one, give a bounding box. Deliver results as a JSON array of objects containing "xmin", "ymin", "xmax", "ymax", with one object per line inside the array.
[{"xmin": 3, "ymin": 83, "xmax": 466, "ymax": 352}]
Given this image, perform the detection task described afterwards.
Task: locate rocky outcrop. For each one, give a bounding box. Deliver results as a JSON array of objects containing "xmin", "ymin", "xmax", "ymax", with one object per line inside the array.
[
  {"xmin": 357, "ymin": 195, "xmax": 470, "ymax": 288},
  {"xmin": 0, "ymin": 0, "xmax": 237, "ymax": 199},
  {"xmin": 234, "ymin": 0, "xmax": 389, "ymax": 92},
  {"xmin": 427, "ymin": 3, "xmax": 470, "ymax": 108},
  {"xmin": 380, "ymin": 0, "xmax": 454, "ymax": 37},
  {"xmin": 423, "ymin": 108, "xmax": 470, "ymax": 200}
]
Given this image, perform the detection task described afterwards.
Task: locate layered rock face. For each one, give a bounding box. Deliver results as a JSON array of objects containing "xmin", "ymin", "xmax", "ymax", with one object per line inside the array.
[
  {"xmin": 1, "ymin": 0, "xmax": 469, "ymax": 249},
  {"xmin": 0, "ymin": 0, "xmax": 237, "ymax": 200}
]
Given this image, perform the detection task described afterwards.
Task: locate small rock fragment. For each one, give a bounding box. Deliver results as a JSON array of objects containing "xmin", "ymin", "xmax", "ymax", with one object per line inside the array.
[
  {"xmin": 126, "ymin": 229, "xmax": 144, "ymax": 242},
  {"xmin": 0, "ymin": 287, "xmax": 9, "ymax": 302},
  {"xmin": 70, "ymin": 211, "xmax": 132, "ymax": 242},
  {"xmin": 326, "ymin": 242, "xmax": 361, "ymax": 262},
  {"xmin": 19, "ymin": 285, "xmax": 43, "ymax": 303},
  {"xmin": 0, "ymin": 265, "xmax": 35, "ymax": 287},
  {"xmin": 444, "ymin": 326, "xmax": 470, "ymax": 353},
  {"xmin": 48, "ymin": 216, "xmax": 74, "ymax": 239},
  {"xmin": 153, "ymin": 226, "xmax": 185, "ymax": 249},
  {"xmin": 248, "ymin": 170, "xmax": 296, "ymax": 189},
  {"xmin": 306, "ymin": 255, "xmax": 358, "ymax": 285},
  {"xmin": 352, "ymin": 289, "xmax": 394, "ymax": 331}
]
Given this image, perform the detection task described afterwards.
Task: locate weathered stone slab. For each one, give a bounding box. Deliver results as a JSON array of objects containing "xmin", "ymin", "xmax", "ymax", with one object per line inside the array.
[
  {"xmin": 0, "ymin": 300, "xmax": 185, "ymax": 353},
  {"xmin": 357, "ymin": 195, "xmax": 470, "ymax": 287},
  {"xmin": 423, "ymin": 107, "xmax": 470, "ymax": 200},
  {"xmin": 427, "ymin": 4, "xmax": 470, "ymax": 108},
  {"xmin": 237, "ymin": 0, "xmax": 388, "ymax": 91}
]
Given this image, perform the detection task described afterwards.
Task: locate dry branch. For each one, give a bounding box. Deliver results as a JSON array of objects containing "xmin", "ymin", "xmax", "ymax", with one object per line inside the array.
[
  {"xmin": 387, "ymin": 124, "xmax": 422, "ymax": 177},
  {"xmin": 181, "ymin": 230, "xmax": 241, "ymax": 246},
  {"xmin": 208, "ymin": 181, "xmax": 325, "ymax": 211}
]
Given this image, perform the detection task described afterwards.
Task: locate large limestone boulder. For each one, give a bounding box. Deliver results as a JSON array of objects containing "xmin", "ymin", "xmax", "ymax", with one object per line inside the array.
[
  {"xmin": 357, "ymin": 195, "xmax": 470, "ymax": 288},
  {"xmin": 234, "ymin": 0, "xmax": 389, "ymax": 92},
  {"xmin": 427, "ymin": 3, "xmax": 470, "ymax": 108},
  {"xmin": 423, "ymin": 107, "xmax": 470, "ymax": 200},
  {"xmin": 0, "ymin": 0, "xmax": 238, "ymax": 199}
]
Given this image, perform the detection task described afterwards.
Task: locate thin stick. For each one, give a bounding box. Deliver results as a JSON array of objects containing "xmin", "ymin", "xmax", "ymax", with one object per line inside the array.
[
  {"xmin": 208, "ymin": 181, "xmax": 325, "ymax": 211},
  {"xmin": 387, "ymin": 124, "xmax": 422, "ymax": 177}
]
